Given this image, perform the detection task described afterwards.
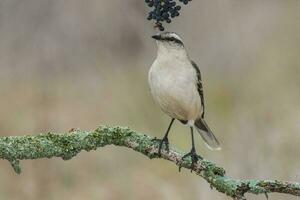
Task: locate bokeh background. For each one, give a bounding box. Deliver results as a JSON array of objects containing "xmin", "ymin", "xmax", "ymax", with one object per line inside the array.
[{"xmin": 0, "ymin": 0, "xmax": 300, "ymax": 199}]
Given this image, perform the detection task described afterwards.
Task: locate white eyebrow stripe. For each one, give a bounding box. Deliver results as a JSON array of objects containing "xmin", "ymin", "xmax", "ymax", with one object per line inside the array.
[
  {"xmin": 164, "ymin": 32, "xmax": 183, "ymax": 42},
  {"xmin": 169, "ymin": 33, "xmax": 182, "ymax": 41}
]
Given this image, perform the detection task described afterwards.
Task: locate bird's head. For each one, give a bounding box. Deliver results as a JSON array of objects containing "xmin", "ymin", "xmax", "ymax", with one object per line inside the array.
[
  {"xmin": 152, "ymin": 32, "xmax": 184, "ymax": 47},
  {"xmin": 152, "ymin": 32, "xmax": 187, "ymax": 58}
]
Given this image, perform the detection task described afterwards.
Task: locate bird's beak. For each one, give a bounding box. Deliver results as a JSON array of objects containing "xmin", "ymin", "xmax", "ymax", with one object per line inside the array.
[{"xmin": 152, "ymin": 34, "xmax": 161, "ymax": 40}]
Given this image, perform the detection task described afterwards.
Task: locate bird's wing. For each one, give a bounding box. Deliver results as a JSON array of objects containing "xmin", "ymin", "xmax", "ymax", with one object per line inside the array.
[{"xmin": 191, "ymin": 61, "xmax": 205, "ymax": 118}]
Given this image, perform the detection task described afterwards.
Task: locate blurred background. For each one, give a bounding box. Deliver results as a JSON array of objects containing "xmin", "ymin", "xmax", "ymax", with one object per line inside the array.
[{"xmin": 0, "ymin": 0, "xmax": 300, "ymax": 199}]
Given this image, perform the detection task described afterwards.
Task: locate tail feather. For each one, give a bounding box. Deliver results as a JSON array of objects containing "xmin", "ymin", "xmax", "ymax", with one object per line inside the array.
[{"xmin": 194, "ymin": 118, "xmax": 221, "ymax": 150}]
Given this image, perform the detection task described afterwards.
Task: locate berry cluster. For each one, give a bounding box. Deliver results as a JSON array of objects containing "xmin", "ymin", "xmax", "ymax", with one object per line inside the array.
[{"xmin": 145, "ymin": 0, "xmax": 192, "ymax": 31}]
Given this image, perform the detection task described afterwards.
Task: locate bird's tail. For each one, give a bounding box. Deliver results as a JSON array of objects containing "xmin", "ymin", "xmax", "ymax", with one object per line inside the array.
[{"xmin": 194, "ymin": 118, "xmax": 221, "ymax": 150}]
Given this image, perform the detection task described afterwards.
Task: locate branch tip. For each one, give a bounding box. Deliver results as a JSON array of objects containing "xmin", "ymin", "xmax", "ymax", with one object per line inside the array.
[{"xmin": 9, "ymin": 159, "xmax": 21, "ymax": 174}]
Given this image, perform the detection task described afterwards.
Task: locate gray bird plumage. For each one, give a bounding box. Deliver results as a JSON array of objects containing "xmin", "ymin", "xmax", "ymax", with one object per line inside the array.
[{"xmin": 149, "ymin": 32, "xmax": 220, "ymax": 151}]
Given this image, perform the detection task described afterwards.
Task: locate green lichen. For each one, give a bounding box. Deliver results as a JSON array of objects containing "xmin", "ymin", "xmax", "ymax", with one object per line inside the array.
[
  {"xmin": 247, "ymin": 180, "xmax": 267, "ymax": 194},
  {"xmin": 9, "ymin": 159, "xmax": 21, "ymax": 174}
]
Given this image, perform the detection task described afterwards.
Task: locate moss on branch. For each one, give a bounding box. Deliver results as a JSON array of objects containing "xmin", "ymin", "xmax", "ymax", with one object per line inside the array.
[{"xmin": 0, "ymin": 126, "xmax": 299, "ymax": 199}]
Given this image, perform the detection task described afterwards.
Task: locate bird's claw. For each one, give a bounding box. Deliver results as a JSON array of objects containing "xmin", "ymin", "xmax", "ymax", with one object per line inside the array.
[
  {"xmin": 152, "ymin": 136, "xmax": 169, "ymax": 156},
  {"xmin": 159, "ymin": 136, "xmax": 169, "ymax": 155},
  {"xmin": 179, "ymin": 148, "xmax": 202, "ymax": 172}
]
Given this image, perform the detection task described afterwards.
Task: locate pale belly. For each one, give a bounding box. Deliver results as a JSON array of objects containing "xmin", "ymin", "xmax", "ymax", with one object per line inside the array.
[{"xmin": 149, "ymin": 62, "xmax": 201, "ymax": 121}]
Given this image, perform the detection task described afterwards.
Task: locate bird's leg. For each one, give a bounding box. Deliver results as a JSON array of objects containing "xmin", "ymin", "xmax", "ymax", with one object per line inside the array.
[
  {"xmin": 181, "ymin": 127, "xmax": 202, "ymax": 171},
  {"xmin": 154, "ymin": 118, "xmax": 175, "ymax": 156}
]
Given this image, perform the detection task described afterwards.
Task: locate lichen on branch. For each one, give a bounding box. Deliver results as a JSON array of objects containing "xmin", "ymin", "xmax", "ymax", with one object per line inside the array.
[{"xmin": 0, "ymin": 126, "xmax": 299, "ymax": 199}]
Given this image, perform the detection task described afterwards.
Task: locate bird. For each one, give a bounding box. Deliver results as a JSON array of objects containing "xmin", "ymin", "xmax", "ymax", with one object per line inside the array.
[{"xmin": 148, "ymin": 32, "xmax": 221, "ymax": 167}]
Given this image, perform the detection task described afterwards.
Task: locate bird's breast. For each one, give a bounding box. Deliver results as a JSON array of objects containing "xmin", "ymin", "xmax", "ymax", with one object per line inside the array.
[{"xmin": 148, "ymin": 59, "xmax": 201, "ymax": 121}]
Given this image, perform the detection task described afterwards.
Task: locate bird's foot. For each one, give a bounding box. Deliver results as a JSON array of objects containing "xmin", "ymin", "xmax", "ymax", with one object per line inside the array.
[
  {"xmin": 179, "ymin": 148, "xmax": 202, "ymax": 172},
  {"xmin": 152, "ymin": 136, "xmax": 169, "ymax": 156}
]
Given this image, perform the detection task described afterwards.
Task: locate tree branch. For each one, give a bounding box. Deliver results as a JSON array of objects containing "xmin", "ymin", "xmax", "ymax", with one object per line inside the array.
[{"xmin": 0, "ymin": 126, "xmax": 299, "ymax": 199}]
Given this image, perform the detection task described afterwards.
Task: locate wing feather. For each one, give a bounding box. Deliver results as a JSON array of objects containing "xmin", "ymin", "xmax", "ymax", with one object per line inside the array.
[{"xmin": 191, "ymin": 61, "xmax": 205, "ymax": 118}]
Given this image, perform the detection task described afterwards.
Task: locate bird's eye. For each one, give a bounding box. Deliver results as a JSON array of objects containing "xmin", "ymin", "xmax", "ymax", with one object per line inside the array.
[{"xmin": 164, "ymin": 37, "xmax": 183, "ymax": 45}]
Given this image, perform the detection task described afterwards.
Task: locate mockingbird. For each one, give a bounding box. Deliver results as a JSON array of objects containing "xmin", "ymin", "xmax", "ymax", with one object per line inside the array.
[{"xmin": 149, "ymin": 32, "xmax": 220, "ymax": 166}]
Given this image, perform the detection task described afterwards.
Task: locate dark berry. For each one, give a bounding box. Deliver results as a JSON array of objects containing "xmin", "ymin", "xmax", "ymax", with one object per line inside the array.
[
  {"xmin": 159, "ymin": 26, "xmax": 165, "ymax": 31},
  {"xmin": 146, "ymin": 0, "xmax": 192, "ymax": 31}
]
